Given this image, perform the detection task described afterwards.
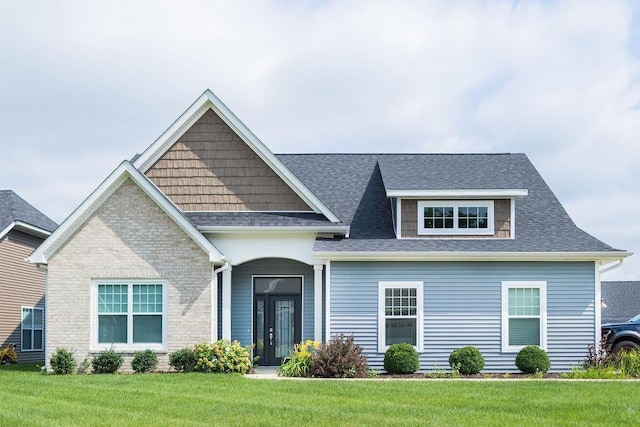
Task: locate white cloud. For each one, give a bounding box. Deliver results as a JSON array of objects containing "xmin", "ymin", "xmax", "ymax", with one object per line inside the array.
[{"xmin": 0, "ymin": 0, "xmax": 638, "ymax": 278}]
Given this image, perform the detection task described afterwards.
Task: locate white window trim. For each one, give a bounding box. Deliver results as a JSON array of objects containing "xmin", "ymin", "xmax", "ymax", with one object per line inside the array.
[
  {"xmin": 501, "ymin": 281, "xmax": 547, "ymax": 353},
  {"xmin": 91, "ymin": 279, "xmax": 168, "ymax": 352},
  {"xmin": 21, "ymin": 306, "xmax": 44, "ymax": 352},
  {"xmin": 378, "ymin": 281, "xmax": 424, "ymax": 353},
  {"xmin": 417, "ymin": 200, "xmax": 495, "ymax": 235}
]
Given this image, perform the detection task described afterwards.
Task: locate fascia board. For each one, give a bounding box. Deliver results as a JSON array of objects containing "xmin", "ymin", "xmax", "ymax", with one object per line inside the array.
[
  {"xmin": 0, "ymin": 223, "xmax": 14, "ymax": 241},
  {"xmin": 385, "ymin": 189, "xmax": 529, "ymax": 198},
  {"xmin": 29, "ymin": 161, "xmax": 224, "ymax": 264},
  {"xmin": 133, "ymin": 89, "xmax": 340, "ymax": 223},
  {"xmin": 197, "ymin": 225, "xmax": 350, "ymax": 235},
  {"xmin": 1, "ymin": 222, "xmax": 52, "ymax": 242},
  {"xmin": 313, "ymin": 250, "xmax": 633, "ymax": 262},
  {"xmin": 12, "ymin": 222, "xmax": 52, "ymax": 238}
]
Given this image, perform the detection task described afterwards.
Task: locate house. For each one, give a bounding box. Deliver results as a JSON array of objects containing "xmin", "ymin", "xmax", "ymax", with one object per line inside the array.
[
  {"xmin": 601, "ymin": 281, "xmax": 640, "ymax": 324},
  {"xmin": 1, "ymin": 190, "xmax": 57, "ymax": 363},
  {"xmin": 29, "ymin": 90, "xmax": 631, "ymax": 372}
]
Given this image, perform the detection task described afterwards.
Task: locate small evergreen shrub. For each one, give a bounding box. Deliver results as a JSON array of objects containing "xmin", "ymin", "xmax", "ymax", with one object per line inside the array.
[
  {"xmin": 50, "ymin": 348, "xmax": 77, "ymax": 375},
  {"xmin": 91, "ymin": 348, "xmax": 124, "ymax": 374},
  {"xmin": 193, "ymin": 339, "xmax": 253, "ymax": 374},
  {"xmin": 131, "ymin": 349, "xmax": 158, "ymax": 373},
  {"xmin": 169, "ymin": 347, "xmax": 197, "ymax": 372},
  {"xmin": 310, "ymin": 334, "xmax": 369, "ymax": 378},
  {"xmin": 384, "ymin": 343, "xmax": 419, "ymax": 374},
  {"xmin": 279, "ymin": 340, "xmax": 319, "ymax": 377},
  {"xmin": 448, "ymin": 346, "xmax": 485, "ymax": 375},
  {"xmin": 515, "ymin": 345, "xmax": 550, "ymax": 374}
]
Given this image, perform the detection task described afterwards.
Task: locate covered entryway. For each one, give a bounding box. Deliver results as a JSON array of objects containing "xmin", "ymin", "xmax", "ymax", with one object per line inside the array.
[{"xmin": 253, "ymin": 276, "xmax": 302, "ymax": 366}]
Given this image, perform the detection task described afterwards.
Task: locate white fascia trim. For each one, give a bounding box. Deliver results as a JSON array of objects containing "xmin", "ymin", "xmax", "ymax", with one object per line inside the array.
[
  {"xmin": 386, "ymin": 189, "xmax": 529, "ymax": 198},
  {"xmin": 0, "ymin": 222, "xmax": 52, "ymax": 241},
  {"xmin": 29, "ymin": 161, "xmax": 225, "ymax": 264},
  {"xmin": 314, "ymin": 251, "xmax": 633, "ymax": 262},
  {"xmin": 197, "ymin": 225, "xmax": 350, "ymax": 235},
  {"xmin": 132, "ymin": 89, "xmax": 340, "ymax": 223}
]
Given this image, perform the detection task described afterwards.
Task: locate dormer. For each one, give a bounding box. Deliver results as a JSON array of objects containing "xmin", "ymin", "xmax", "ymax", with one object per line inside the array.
[{"xmin": 388, "ymin": 189, "xmax": 528, "ymax": 239}]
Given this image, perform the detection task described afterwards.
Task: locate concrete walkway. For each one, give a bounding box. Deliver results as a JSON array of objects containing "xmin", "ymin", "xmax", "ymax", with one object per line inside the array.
[{"xmin": 247, "ymin": 366, "xmax": 280, "ymax": 379}]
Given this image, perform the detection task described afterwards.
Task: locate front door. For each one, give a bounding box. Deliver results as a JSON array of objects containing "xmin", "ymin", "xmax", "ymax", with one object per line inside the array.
[{"xmin": 253, "ymin": 277, "xmax": 302, "ymax": 366}]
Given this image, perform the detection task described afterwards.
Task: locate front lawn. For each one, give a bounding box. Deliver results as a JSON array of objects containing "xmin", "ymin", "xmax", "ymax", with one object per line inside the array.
[{"xmin": 0, "ymin": 367, "xmax": 638, "ymax": 426}]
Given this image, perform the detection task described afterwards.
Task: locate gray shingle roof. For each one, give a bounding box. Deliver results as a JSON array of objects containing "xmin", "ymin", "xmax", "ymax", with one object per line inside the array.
[
  {"xmin": 602, "ymin": 281, "xmax": 640, "ymax": 324},
  {"xmin": 0, "ymin": 190, "xmax": 57, "ymax": 234},
  {"xmin": 276, "ymin": 153, "xmax": 622, "ymax": 254},
  {"xmin": 185, "ymin": 211, "xmax": 336, "ymax": 228}
]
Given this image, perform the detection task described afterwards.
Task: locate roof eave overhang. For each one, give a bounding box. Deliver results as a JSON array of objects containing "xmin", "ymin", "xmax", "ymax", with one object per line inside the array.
[
  {"xmin": 132, "ymin": 89, "xmax": 340, "ymax": 223},
  {"xmin": 29, "ymin": 161, "xmax": 225, "ymax": 265},
  {"xmin": 0, "ymin": 221, "xmax": 52, "ymax": 241},
  {"xmin": 314, "ymin": 250, "xmax": 633, "ymax": 262},
  {"xmin": 386, "ymin": 189, "xmax": 529, "ymax": 198},
  {"xmin": 198, "ymin": 225, "xmax": 350, "ymax": 236}
]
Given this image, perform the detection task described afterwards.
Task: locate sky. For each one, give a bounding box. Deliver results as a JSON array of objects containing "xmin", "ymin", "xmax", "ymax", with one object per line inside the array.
[{"xmin": 1, "ymin": 1, "xmax": 639, "ymax": 280}]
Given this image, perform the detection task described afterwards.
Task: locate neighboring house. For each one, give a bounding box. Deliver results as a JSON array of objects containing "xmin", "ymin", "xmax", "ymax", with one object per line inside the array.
[
  {"xmin": 601, "ymin": 281, "xmax": 640, "ymax": 324},
  {"xmin": 0, "ymin": 190, "xmax": 57, "ymax": 363},
  {"xmin": 30, "ymin": 90, "xmax": 631, "ymax": 372}
]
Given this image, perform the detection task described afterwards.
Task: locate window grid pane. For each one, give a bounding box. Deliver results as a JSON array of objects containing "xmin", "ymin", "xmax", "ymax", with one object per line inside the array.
[
  {"xmin": 133, "ymin": 284, "xmax": 163, "ymax": 314},
  {"xmin": 99, "ymin": 284, "xmax": 128, "ymax": 313},
  {"xmin": 508, "ymin": 288, "xmax": 540, "ymax": 316},
  {"xmin": 385, "ymin": 288, "xmax": 417, "ymax": 317}
]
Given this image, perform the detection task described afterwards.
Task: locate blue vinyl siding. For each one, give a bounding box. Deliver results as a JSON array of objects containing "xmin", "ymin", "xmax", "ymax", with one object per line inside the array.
[
  {"xmin": 329, "ymin": 261, "xmax": 595, "ymax": 372},
  {"xmin": 231, "ymin": 258, "xmax": 315, "ymax": 349}
]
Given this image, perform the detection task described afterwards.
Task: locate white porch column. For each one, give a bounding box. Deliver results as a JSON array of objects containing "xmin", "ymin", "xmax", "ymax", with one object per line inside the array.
[
  {"xmin": 222, "ymin": 266, "xmax": 232, "ymax": 340},
  {"xmin": 313, "ymin": 264, "xmax": 324, "ymax": 342},
  {"xmin": 211, "ymin": 268, "xmax": 218, "ymax": 342}
]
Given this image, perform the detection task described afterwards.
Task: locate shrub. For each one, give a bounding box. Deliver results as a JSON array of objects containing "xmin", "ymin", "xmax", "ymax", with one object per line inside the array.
[
  {"xmin": 515, "ymin": 345, "xmax": 550, "ymax": 374},
  {"xmin": 91, "ymin": 348, "xmax": 124, "ymax": 374},
  {"xmin": 50, "ymin": 348, "xmax": 77, "ymax": 375},
  {"xmin": 620, "ymin": 349, "xmax": 640, "ymax": 378},
  {"xmin": 280, "ymin": 340, "xmax": 319, "ymax": 377},
  {"xmin": 310, "ymin": 334, "xmax": 368, "ymax": 378},
  {"xmin": 169, "ymin": 347, "xmax": 197, "ymax": 372},
  {"xmin": 583, "ymin": 341, "xmax": 618, "ymax": 369},
  {"xmin": 193, "ymin": 340, "xmax": 253, "ymax": 374},
  {"xmin": 449, "ymin": 346, "xmax": 485, "ymax": 375},
  {"xmin": 131, "ymin": 349, "xmax": 158, "ymax": 373},
  {"xmin": 384, "ymin": 343, "xmax": 419, "ymax": 374}
]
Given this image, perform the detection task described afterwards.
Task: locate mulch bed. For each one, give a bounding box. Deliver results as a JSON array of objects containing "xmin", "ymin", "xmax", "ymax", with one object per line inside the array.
[{"xmin": 379, "ymin": 372, "xmax": 563, "ymax": 379}]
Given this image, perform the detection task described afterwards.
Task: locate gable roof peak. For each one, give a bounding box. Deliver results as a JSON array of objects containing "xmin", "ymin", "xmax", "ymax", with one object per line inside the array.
[{"xmin": 133, "ymin": 89, "xmax": 340, "ymax": 222}]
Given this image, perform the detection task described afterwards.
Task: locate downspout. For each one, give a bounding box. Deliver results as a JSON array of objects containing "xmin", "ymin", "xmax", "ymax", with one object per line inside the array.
[
  {"xmin": 211, "ymin": 259, "xmax": 230, "ymax": 342},
  {"xmin": 34, "ymin": 263, "xmax": 48, "ymax": 371},
  {"xmin": 595, "ymin": 259, "xmax": 625, "ymax": 347}
]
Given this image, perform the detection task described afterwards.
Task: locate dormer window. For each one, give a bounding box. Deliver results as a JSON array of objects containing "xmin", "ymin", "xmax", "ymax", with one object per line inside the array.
[{"xmin": 417, "ymin": 201, "xmax": 494, "ymax": 235}]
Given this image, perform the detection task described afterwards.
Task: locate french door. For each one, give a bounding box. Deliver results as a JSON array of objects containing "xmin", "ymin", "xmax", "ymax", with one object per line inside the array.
[{"xmin": 253, "ymin": 277, "xmax": 302, "ymax": 366}]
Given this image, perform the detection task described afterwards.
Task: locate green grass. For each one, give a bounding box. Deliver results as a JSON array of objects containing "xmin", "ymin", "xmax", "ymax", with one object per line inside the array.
[{"xmin": 0, "ymin": 368, "xmax": 638, "ymax": 426}]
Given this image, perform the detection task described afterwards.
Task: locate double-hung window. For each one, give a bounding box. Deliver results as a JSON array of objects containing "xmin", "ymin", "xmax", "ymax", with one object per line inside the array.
[
  {"xmin": 378, "ymin": 282, "xmax": 423, "ymax": 353},
  {"xmin": 93, "ymin": 280, "xmax": 167, "ymax": 351},
  {"xmin": 21, "ymin": 307, "xmax": 43, "ymax": 351},
  {"xmin": 501, "ymin": 281, "xmax": 547, "ymax": 352},
  {"xmin": 418, "ymin": 201, "xmax": 494, "ymax": 235}
]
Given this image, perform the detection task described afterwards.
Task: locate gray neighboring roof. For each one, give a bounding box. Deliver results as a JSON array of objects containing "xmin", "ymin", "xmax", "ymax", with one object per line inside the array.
[
  {"xmin": 0, "ymin": 190, "xmax": 57, "ymax": 234},
  {"xmin": 277, "ymin": 153, "xmax": 623, "ymax": 254},
  {"xmin": 602, "ymin": 281, "xmax": 640, "ymax": 324}
]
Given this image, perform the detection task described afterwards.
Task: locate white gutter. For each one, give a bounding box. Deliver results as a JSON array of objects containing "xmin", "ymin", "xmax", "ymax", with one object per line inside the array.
[
  {"xmin": 197, "ymin": 225, "xmax": 350, "ymax": 235},
  {"xmin": 314, "ymin": 251, "xmax": 633, "ymax": 263},
  {"xmin": 385, "ymin": 189, "xmax": 529, "ymax": 198}
]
